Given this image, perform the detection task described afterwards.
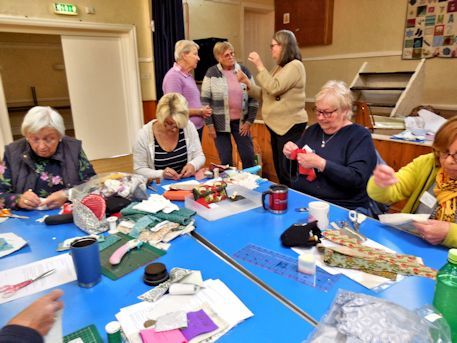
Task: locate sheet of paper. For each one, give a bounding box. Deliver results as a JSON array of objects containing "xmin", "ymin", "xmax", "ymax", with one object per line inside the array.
[
  {"xmin": 0, "ymin": 232, "xmax": 28, "ymax": 258},
  {"xmin": 45, "ymin": 309, "xmax": 63, "ymax": 343},
  {"xmin": 293, "ymin": 239, "xmax": 404, "ymax": 290},
  {"xmin": 378, "ymin": 213, "xmax": 429, "ymax": 236},
  {"xmin": 0, "ymin": 253, "xmax": 77, "ymax": 304}
]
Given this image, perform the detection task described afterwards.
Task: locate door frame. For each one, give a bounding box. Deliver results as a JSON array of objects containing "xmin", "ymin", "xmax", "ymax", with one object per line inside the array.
[{"xmin": 0, "ymin": 15, "xmax": 143, "ymax": 156}]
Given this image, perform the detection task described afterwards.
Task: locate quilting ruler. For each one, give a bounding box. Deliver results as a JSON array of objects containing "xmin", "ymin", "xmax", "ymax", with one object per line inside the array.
[
  {"xmin": 233, "ymin": 244, "xmax": 339, "ymax": 292},
  {"xmin": 63, "ymin": 324, "xmax": 103, "ymax": 343}
]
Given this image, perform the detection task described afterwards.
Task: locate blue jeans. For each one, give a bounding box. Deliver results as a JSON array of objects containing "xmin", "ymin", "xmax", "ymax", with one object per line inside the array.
[{"xmin": 215, "ymin": 120, "xmax": 255, "ymax": 168}]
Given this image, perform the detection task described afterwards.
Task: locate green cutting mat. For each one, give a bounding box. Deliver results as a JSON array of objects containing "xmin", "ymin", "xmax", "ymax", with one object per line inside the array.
[
  {"xmin": 63, "ymin": 324, "xmax": 103, "ymax": 343},
  {"xmin": 100, "ymin": 232, "xmax": 166, "ymax": 280}
]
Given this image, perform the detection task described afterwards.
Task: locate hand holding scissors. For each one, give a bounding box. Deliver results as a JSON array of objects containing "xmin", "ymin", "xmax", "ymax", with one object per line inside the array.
[{"xmin": 0, "ymin": 269, "xmax": 55, "ymax": 298}]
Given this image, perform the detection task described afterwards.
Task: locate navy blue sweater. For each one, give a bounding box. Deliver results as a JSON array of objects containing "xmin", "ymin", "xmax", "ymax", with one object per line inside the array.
[
  {"xmin": 290, "ymin": 123, "xmax": 377, "ymax": 210},
  {"xmin": 0, "ymin": 325, "xmax": 42, "ymax": 343}
]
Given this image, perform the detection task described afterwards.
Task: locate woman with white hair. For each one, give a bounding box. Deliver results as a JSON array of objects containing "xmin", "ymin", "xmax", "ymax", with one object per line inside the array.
[
  {"xmin": 162, "ymin": 40, "xmax": 212, "ymax": 140},
  {"xmin": 283, "ymin": 80, "xmax": 377, "ymax": 210},
  {"xmin": 0, "ymin": 106, "xmax": 95, "ymax": 210},
  {"xmin": 133, "ymin": 93, "xmax": 205, "ymax": 180}
]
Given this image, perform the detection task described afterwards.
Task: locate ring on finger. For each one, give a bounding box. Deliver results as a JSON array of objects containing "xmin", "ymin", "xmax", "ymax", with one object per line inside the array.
[{"xmin": 24, "ymin": 199, "xmax": 29, "ymax": 205}]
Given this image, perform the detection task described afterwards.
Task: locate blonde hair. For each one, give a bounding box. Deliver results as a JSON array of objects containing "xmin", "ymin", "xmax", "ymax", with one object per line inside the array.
[
  {"xmin": 156, "ymin": 93, "xmax": 189, "ymax": 129},
  {"xmin": 213, "ymin": 41, "xmax": 234, "ymax": 60},
  {"xmin": 174, "ymin": 40, "xmax": 199, "ymax": 62},
  {"xmin": 315, "ymin": 80, "xmax": 353, "ymax": 119},
  {"xmin": 21, "ymin": 106, "xmax": 65, "ymax": 137}
]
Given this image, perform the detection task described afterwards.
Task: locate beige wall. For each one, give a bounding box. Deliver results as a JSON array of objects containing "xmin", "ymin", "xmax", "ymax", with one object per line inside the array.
[
  {"xmin": 301, "ymin": 0, "xmax": 457, "ymax": 108},
  {"xmin": 0, "ymin": 0, "xmax": 155, "ymax": 100}
]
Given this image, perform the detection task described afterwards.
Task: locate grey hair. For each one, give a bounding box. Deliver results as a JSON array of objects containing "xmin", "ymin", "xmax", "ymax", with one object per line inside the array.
[
  {"xmin": 21, "ymin": 106, "xmax": 65, "ymax": 137},
  {"xmin": 156, "ymin": 93, "xmax": 189, "ymax": 129},
  {"xmin": 315, "ymin": 80, "xmax": 353, "ymax": 119},
  {"xmin": 174, "ymin": 40, "xmax": 199, "ymax": 62}
]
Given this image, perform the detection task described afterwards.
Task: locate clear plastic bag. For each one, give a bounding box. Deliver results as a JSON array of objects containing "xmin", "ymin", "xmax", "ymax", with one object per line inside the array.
[
  {"xmin": 308, "ymin": 289, "xmax": 451, "ymax": 343},
  {"xmin": 70, "ymin": 172, "xmax": 148, "ymax": 202}
]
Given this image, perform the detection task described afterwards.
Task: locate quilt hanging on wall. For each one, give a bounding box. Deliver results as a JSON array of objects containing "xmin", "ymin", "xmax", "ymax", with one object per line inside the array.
[{"xmin": 403, "ymin": 0, "xmax": 457, "ymax": 59}]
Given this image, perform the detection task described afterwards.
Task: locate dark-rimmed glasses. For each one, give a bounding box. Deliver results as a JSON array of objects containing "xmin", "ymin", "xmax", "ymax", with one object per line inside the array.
[
  {"xmin": 438, "ymin": 151, "xmax": 457, "ymax": 162},
  {"xmin": 314, "ymin": 107, "xmax": 338, "ymax": 118}
]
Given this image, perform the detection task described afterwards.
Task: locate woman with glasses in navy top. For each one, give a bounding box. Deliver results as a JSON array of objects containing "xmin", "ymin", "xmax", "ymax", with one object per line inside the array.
[{"xmin": 283, "ymin": 80, "xmax": 377, "ymax": 211}]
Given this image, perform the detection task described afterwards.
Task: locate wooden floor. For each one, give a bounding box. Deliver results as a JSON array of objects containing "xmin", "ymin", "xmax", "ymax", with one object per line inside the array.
[{"xmin": 90, "ymin": 154, "xmax": 133, "ymax": 174}]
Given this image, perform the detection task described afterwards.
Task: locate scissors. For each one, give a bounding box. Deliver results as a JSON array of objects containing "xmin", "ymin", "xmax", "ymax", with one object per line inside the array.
[
  {"xmin": 348, "ymin": 210, "xmax": 367, "ymax": 231},
  {"xmin": 0, "ymin": 269, "xmax": 55, "ymax": 298},
  {"xmin": 0, "ymin": 209, "xmax": 29, "ymax": 219}
]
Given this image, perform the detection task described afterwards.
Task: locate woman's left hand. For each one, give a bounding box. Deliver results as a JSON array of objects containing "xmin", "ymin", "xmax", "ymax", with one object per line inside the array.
[
  {"xmin": 180, "ymin": 163, "xmax": 196, "ymax": 178},
  {"xmin": 239, "ymin": 122, "xmax": 251, "ymax": 136},
  {"xmin": 297, "ymin": 152, "xmax": 326, "ymax": 171},
  {"xmin": 248, "ymin": 52, "xmax": 265, "ymax": 71},
  {"xmin": 413, "ymin": 219, "xmax": 450, "ymax": 245},
  {"xmin": 42, "ymin": 190, "xmax": 68, "ymax": 209}
]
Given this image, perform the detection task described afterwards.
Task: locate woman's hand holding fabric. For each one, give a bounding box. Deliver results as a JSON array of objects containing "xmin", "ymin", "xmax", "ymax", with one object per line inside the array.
[
  {"xmin": 163, "ymin": 167, "xmax": 180, "ymax": 180},
  {"xmin": 18, "ymin": 190, "xmax": 41, "ymax": 209},
  {"xmin": 297, "ymin": 152, "xmax": 325, "ymax": 171},
  {"xmin": 239, "ymin": 122, "xmax": 251, "ymax": 137},
  {"xmin": 42, "ymin": 190, "xmax": 68, "ymax": 209},
  {"xmin": 414, "ymin": 220, "xmax": 450, "ymax": 245},
  {"xmin": 373, "ymin": 164, "xmax": 398, "ymax": 188},
  {"xmin": 283, "ymin": 141, "xmax": 298, "ymax": 159},
  {"xmin": 180, "ymin": 164, "xmax": 196, "ymax": 178}
]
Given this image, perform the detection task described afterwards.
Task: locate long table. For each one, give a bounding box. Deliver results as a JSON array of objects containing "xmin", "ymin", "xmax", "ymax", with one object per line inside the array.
[
  {"xmin": 191, "ymin": 182, "xmax": 448, "ymax": 323},
  {"xmin": 0, "ymin": 209, "xmax": 314, "ymax": 342}
]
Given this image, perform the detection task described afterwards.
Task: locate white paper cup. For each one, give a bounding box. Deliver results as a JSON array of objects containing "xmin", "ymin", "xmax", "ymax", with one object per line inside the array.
[{"xmin": 308, "ymin": 201, "xmax": 330, "ymax": 230}]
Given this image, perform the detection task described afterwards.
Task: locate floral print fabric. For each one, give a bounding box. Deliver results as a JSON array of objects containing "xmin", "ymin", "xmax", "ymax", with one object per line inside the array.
[{"xmin": 0, "ymin": 146, "xmax": 95, "ymax": 209}]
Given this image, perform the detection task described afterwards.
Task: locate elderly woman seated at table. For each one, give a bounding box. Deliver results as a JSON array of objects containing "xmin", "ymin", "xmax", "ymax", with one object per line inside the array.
[
  {"xmin": 283, "ymin": 80, "xmax": 377, "ymax": 211},
  {"xmin": 368, "ymin": 116, "xmax": 457, "ymax": 247},
  {"xmin": 133, "ymin": 93, "xmax": 205, "ymax": 180},
  {"xmin": 0, "ymin": 106, "xmax": 96, "ymax": 210}
]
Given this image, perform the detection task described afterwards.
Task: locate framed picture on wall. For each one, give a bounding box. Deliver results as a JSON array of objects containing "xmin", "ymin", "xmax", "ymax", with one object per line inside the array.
[{"xmin": 403, "ymin": 0, "xmax": 457, "ymax": 59}]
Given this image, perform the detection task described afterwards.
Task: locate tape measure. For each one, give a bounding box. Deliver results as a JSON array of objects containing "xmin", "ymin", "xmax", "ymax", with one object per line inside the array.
[{"xmin": 233, "ymin": 244, "xmax": 339, "ymax": 292}]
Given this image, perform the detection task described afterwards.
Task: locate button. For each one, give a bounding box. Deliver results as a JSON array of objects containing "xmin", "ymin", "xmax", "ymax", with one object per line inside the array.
[{"xmin": 275, "ymin": 96, "xmax": 281, "ymax": 101}]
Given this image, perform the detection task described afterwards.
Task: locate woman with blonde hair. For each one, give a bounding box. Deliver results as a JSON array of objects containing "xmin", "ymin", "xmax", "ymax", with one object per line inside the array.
[
  {"xmin": 133, "ymin": 93, "xmax": 205, "ymax": 180},
  {"xmin": 368, "ymin": 116, "xmax": 457, "ymax": 247}
]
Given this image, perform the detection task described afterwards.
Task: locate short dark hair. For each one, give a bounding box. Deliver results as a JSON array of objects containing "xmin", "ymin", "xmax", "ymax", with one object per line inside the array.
[{"xmin": 274, "ymin": 30, "xmax": 302, "ymax": 67}]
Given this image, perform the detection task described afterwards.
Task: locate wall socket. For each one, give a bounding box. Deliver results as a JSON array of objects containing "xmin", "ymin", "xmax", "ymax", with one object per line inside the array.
[{"xmin": 85, "ymin": 6, "xmax": 96, "ymax": 14}]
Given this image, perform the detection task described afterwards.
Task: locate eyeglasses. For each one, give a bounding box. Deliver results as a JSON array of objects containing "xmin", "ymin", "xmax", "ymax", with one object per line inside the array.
[
  {"xmin": 27, "ymin": 135, "xmax": 59, "ymax": 147},
  {"xmin": 314, "ymin": 107, "xmax": 338, "ymax": 118},
  {"xmin": 222, "ymin": 51, "xmax": 235, "ymax": 59},
  {"xmin": 438, "ymin": 151, "xmax": 457, "ymax": 162},
  {"xmin": 270, "ymin": 43, "xmax": 280, "ymax": 49}
]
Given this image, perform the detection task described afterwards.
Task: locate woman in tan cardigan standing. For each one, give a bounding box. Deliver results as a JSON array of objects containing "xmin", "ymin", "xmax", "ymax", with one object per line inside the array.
[{"xmin": 239, "ymin": 30, "xmax": 308, "ymax": 186}]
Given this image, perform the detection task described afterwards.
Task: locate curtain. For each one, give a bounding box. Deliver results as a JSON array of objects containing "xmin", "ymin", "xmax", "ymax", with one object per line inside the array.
[{"xmin": 152, "ymin": 0, "xmax": 185, "ymax": 99}]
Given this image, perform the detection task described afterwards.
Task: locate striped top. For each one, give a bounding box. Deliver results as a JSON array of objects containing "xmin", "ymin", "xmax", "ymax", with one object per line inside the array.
[{"xmin": 154, "ymin": 129, "xmax": 188, "ymax": 173}]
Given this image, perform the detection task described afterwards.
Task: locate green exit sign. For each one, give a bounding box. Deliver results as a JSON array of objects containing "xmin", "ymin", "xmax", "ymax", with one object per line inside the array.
[{"xmin": 53, "ymin": 3, "xmax": 78, "ymax": 15}]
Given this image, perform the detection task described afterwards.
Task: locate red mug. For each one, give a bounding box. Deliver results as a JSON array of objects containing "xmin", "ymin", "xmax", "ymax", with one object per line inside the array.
[{"xmin": 262, "ymin": 184, "xmax": 288, "ymax": 214}]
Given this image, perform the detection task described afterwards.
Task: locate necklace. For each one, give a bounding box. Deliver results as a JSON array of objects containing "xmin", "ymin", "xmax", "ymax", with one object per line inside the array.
[{"xmin": 321, "ymin": 131, "xmax": 338, "ymax": 148}]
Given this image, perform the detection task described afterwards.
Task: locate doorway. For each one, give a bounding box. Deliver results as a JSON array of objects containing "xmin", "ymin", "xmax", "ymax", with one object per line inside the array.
[
  {"xmin": 0, "ymin": 15, "xmax": 143, "ymax": 160},
  {"xmin": 0, "ymin": 32, "xmax": 74, "ymax": 141}
]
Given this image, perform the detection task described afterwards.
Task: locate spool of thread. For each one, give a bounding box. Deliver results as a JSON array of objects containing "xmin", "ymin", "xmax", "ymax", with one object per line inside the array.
[
  {"xmin": 168, "ymin": 283, "xmax": 199, "ymax": 295},
  {"xmin": 107, "ymin": 216, "xmax": 118, "ymax": 232},
  {"xmin": 105, "ymin": 321, "xmax": 122, "ymax": 343}
]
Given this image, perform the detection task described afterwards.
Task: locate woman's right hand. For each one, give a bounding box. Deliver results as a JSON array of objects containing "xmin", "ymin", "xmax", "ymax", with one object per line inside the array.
[
  {"xmin": 248, "ymin": 52, "xmax": 265, "ymax": 71},
  {"xmin": 372, "ymin": 164, "xmax": 398, "ymax": 188},
  {"xmin": 283, "ymin": 141, "xmax": 298, "ymax": 159},
  {"xmin": 201, "ymin": 105, "xmax": 212, "ymax": 118},
  {"xmin": 208, "ymin": 126, "xmax": 217, "ymax": 139},
  {"xmin": 163, "ymin": 167, "xmax": 180, "ymax": 180},
  {"xmin": 236, "ymin": 70, "xmax": 251, "ymax": 89},
  {"xmin": 18, "ymin": 189, "xmax": 41, "ymax": 209}
]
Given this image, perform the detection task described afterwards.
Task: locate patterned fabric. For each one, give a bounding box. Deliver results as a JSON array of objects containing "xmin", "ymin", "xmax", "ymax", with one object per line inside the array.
[
  {"xmin": 433, "ymin": 168, "xmax": 457, "ymax": 223},
  {"xmin": 0, "ymin": 141, "xmax": 95, "ymax": 209},
  {"xmin": 192, "ymin": 182, "xmax": 227, "ymax": 206},
  {"xmin": 310, "ymin": 290, "xmax": 436, "ymax": 342},
  {"xmin": 321, "ymin": 230, "xmax": 437, "ymax": 279},
  {"xmin": 153, "ymin": 129, "xmax": 188, "ymax": 174}
]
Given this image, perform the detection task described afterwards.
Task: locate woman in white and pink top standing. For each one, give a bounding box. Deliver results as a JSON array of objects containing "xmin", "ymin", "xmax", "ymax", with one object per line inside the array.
[{"xmin": 200, "ymin": 41, "xmax": 259, "ymax": 168}]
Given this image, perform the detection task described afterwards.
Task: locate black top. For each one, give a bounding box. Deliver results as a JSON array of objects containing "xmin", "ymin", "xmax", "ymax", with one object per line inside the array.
[
  {"xmin": 290, "ymin": 123, "xmax": 377, "ymax": 210},
  {"xmin": 0, "ymin": 325, "xmax": 43, "ymax": 343},
  {"xmin": 154, "ymin": 129, "xmax": 188, "ymax": 173}
]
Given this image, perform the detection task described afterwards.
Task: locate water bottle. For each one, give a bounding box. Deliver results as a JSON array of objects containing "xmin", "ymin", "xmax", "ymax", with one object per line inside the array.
[{"xmin": 433, "ymin": 248, "xmax": 457, "ymax": 341}]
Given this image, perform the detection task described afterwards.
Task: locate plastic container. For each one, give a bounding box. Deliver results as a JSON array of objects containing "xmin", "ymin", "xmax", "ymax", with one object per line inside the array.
[
  {"xmin": 433, "ymin": 248, "xmax": 457, "ymax": 342},
  {"xmin": 185, "ymin": 184, "xmax": 261, "ymax": 221}
]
